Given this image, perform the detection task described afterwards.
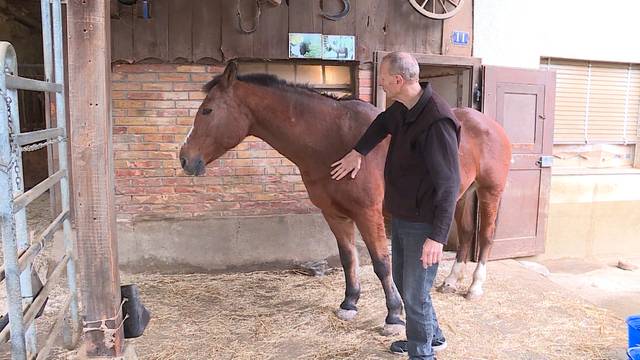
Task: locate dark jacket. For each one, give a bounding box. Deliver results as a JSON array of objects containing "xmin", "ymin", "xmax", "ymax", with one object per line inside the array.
[{"xmin": 354, "ymin": 83, "xmax": 461, "ymax": 244}]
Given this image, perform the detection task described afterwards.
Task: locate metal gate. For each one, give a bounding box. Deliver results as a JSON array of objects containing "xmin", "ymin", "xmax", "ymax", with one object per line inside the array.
[{"xmin": 0, "ymin": 0, "xmax": 80, "ymax": 359}]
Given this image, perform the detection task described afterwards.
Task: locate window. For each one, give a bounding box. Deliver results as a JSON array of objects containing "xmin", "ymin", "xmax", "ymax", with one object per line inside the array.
[
  {"xmin": 237, "ymin": 62, "xmax": 355, "ymax": 99},
  {"xmin": 542, "ymin": 58, "xmax": 640, "ymax": 145}
]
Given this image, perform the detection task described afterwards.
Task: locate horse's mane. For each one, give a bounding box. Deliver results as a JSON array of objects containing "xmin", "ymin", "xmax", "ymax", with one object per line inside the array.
[{"xmin": 203, "ymin": 73, "xmax": 356, "ymax": 101}]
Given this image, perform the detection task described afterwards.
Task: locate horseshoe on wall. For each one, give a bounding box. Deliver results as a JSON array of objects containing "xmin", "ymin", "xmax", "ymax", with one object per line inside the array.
[{"xmin": 321, "ymin": 0, "xmax": 350, "ymax": 21}]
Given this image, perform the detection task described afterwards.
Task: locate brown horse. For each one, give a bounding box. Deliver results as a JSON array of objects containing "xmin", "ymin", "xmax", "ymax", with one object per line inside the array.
[{"xmin": 179, "ymin": 62, "xmax": 511, "ymax": 333}]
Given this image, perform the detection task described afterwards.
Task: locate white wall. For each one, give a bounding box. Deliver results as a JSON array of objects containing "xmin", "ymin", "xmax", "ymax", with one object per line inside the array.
[{"xmin": 474, "ymin": 0, "xmax": 640, "ymax": 68}]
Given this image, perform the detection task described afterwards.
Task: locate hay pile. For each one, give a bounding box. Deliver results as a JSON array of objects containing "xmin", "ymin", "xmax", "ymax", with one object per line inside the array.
[{"xmin": 53, "ymin": 260, "xmax": 628, "ymax": 359}]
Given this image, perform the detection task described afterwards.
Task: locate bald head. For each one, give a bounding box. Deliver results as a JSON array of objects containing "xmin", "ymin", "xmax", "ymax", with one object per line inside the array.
[{"xmin": 382, "ymin": 52, "xmax": 420, "ymax": 83}]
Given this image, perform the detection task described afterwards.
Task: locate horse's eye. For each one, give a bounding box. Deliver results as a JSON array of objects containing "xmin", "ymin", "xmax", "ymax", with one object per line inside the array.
[{"xmin": 202, "ymin": 108, "xmax": 212, "ymax": 115}]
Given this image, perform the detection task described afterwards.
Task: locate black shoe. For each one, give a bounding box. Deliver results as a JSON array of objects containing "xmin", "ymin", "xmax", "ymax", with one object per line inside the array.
[
  {"xmin": 432, "ymin": 337, "xmax": 447, "ymax": 352},
  {"xmin": 389, "ymin": 338, "xmax": 447, "ymax": 355},
  {"xmin": 390, "ymin": 340, "xmax": 408, "ymax": 355}
]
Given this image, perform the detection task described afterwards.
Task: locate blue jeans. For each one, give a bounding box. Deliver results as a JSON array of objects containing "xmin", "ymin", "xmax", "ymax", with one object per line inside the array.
[{"xmin": 392, "ymin": 217, "xmax": 444, "ymax": 360}]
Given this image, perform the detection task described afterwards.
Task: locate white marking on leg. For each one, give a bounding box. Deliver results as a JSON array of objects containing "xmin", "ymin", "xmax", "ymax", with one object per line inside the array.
[
  {"xmin": 443, "ymin": 261, "xmax": 466, "ymax": 288},
  {"xmin": 468, "ymin": 262, "xmax": 487, "ymax": 298}
]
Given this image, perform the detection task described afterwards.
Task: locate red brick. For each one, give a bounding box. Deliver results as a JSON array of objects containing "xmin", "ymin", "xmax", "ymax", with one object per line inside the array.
[
  {"xmin": 265, "ymin": 184, "xmax": 294, "ymax": 192},
  {"xmin": 144, "ymin": 100, "xmax": 176, "ymax": 108},
  {"xmin": 132, "ymin": 178, "xmax": 164, "ymax": 187},
  {"xmin": 112, "ymin": 109, "xmax": 127, "ymax": 116},
  {"xmin": 157, "ymin": 126, "xmax": 191, "ymax": 134},
  {"xmin": 206, "ymin": 167, "xmax": 234, "ymax": 176},
  {"xmin": 147, "ymin": 151, "xmax": 177, "ymax": 159},
  {"xmin": 114, "ymin": 116, "xmax": 145, "ymax": 125},
  {"xmin": 235, "ymin": 167, "xmax": 264, "ymax": 176},
  {"xmin": 114, "ymin": 100, "xmax": 145, "ymax": 109},
  {"xmin": 175, "ymin": 100, "xmax": 203, "ymax": 109},
  {"xmin": 128, "ymin": 160, "xmax": 163, "ymax": 169},
  {"xmin": 276, "ymin": 166, "xmax": 295, "ymax": 174},
  {"xmin": 190, "ymin": 73, "xmax": 213, "ymax": 82},
  {"xmin": 294, "ymin": 184, "xmax": 307, "ymax": 192},
  {"xmin": 111, "ymin": 73, "xmax": 127, "ymax": 81},
  {"xmin": 114, "ymin": 134, "xmax": 142, "ymax": 143},
  {"xmin": 115, "ymin": 151, "xmax": 147, "ymax": 159},
  {"xmin": 163, "ymin": 177, "xmax": 194, "ymax": 186},
  {"xmin": 223, "ymin": 159, "xmax": 251, "ymax": 167},
  {"xmin": 173, "ymin": 83, "xmax": 203, "ymax": 91},
  {"xmin": 237, "ymin": 150, "xmax": 266, "ymax": 159},
  {"xmin": 176, "ymin": 65, "xmax": 207, "ymax": 73},
  {"xmin": 206, "ymin": 65, "xmax": 225, "ymax": 73},
  {"xmin": 113, "ymin": 143, "xmax": 129, "ymax": 151},
  {"xmin": 130, "ymin": 143, "xmax": 159, "ymax": 151},
  {"xmin": 113, "ymin": 127, "xmax": 127, "ymax": 134},
  {"xmin": 118, "ymin": 187, "xmax": 146, "ymax": 195},
  {"xmin": 158, "ymin": 73, "xmax": 189, "ymax": 81},
  {"xmin": 141, "ymin": 82, "xmax": 173, "ymax": 91},
  {"xmin": 115, "ymin": 169, "xmax": 143, "ymax": 177},
  {"xmin": 158, "ymin": 143, "xmax": 180, "ymax": 151},
  {"xmin": 192, "ymin": 177, "xmax": 222, "ymax": 185},
  {"xmin": 127, "ymin": 73, "xmax": 158, "ymax": 81},
  {"xmin": 176, "ymin": 117, "xmax": 194, "ymax": 125},
  {"xmin": 127, "ymin": 126, "xmax": 158, "ymax": 134},
  {"xmin": 112, "ymin": 82, "xmax": 142, "ymax": 91},
  {"xmin": 188, "ymin": 91, "xmax": 206, "ymax": 100},
  {"xmin": 128, "ymin": 92, "xmax": 188, "ymax": 100},
  {"xmin": 143, "ymin": 169, "xmax": 176, "ymax": 177},
  {"xmin": 143, "ymin": 134, "xmax": 174, "ymax": 142},
  {"xmin": 174, "ymin": 186, "xmax": 207, "ymax": 193},
  {"xmin": 251, "ymin": 158, "xmax": 282, "ymax": 167},
  {"xmin": 112, "ymin": 91, "xmax": 127, "ymax": 99},
  {"xmin": 157, "ymin": 109, "xmax": 190, "ymax": 117},
  {"xmin": 145, "ymin": 186, "xmax": 175, "ymax": 194}
]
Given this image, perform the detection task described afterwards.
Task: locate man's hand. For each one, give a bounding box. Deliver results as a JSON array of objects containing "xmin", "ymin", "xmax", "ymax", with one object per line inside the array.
[
  {"xmin": 331, "ymin": 150, "xmax": 363, "ymax": 180},
  {"xmin": 420, "ymin": 239, "xmax": 443, "ymax": 268}
]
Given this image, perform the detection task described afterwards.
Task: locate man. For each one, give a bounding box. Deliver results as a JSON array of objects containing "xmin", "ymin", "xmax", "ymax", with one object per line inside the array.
[{"xmin": 330, "ymin": 52, "xmax": 461, "ymax": 360}]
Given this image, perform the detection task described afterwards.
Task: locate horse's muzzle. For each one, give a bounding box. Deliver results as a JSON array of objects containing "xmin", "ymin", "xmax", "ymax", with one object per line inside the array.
[{"xmin": 180, "ymin": 155, "xmax": 205, "ymax": 176}]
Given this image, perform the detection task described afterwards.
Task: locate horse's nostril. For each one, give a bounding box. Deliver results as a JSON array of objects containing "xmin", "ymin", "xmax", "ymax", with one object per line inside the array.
[{"xmin": 180, "ymin": 157, "xmax": 187, "ymax": 168}]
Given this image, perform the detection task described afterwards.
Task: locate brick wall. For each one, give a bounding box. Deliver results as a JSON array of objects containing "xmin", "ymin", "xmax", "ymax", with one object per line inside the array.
[{"xmin": 112, "ymin": 63, "xmax": 375, "ymax": 222}]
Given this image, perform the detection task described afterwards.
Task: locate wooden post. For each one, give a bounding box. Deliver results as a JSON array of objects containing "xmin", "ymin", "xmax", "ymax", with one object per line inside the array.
[{"xmin": 66, "ymin": 0, "xmax": 124, "ymax": 357}]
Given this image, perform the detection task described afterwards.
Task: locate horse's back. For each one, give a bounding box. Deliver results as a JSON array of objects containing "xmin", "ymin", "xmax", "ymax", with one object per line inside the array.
[{"xmin": 452, "ymin": 107, "xmax": 511, "ymax": 191}]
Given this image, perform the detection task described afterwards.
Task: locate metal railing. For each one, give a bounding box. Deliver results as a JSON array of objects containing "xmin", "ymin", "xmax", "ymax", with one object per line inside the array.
[{"xmin": 0, "ymin": 1, "xmax": 80, "ymax": 359}]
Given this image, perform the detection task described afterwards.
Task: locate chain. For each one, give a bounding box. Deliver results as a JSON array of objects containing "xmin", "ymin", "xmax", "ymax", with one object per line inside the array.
[
  {"xmin": 21, "ymin": 136, "xmax": 65, "ymax": 152},
  {"xmin": 1, "ymin": 87, "xmax": 67, "ymax": 190},
  {"xmin": 1, "ymin": 87, "xmax": 21, "ymax": 189}
]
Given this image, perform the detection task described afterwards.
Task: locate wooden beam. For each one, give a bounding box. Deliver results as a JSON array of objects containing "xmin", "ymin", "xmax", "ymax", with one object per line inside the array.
[{"xmin": 66, "ymin": 0, "xmax": 124, "ymax": 357}]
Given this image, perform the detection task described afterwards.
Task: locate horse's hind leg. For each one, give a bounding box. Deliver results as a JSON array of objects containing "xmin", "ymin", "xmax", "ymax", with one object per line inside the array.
[
  {"xmin": 353, "ymin": 209, "xmax": 404, "ymax": 336},
  {"xmin": 466, "ymin": 187, "xmax": 501, "ymax": 300},
  {"xmin": 439, "ymin": 187, "xmax": 476, "ymax": 294},
  {"xmin": 321, "ymin": 210, "xmax": 361, "ymax": 321}
]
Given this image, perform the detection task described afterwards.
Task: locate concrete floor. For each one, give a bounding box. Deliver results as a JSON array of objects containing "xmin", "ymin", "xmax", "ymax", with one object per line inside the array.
[{"xmin": 521, "ymin": 256, "xmax": 640, "ymax": 320}]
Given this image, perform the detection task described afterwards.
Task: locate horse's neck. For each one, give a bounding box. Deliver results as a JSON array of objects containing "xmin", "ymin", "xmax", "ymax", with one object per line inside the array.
[{"xmin": 241, "ymin": 85, "xmax": 339, "ymax": 171}]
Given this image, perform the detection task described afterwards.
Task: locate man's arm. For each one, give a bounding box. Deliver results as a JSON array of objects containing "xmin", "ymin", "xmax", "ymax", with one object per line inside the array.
[
  {"xmin": 421, "ymin": 118, "xmax": 461, "ymax": 244},
  {"xmin": 353, "ymin": 110, "xmax": 391, "ymax": 156},
  {"xmin": 331, "ymin": 106, "xmax": 393, "ymax": 180}
]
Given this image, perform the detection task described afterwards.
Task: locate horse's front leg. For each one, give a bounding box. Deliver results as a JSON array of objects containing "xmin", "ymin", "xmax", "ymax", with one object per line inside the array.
[
  {"xmin": 321, "ymin": 210, "xmax": 361, "ymax": 321},
  {"xmin": 353, "ymin": 210, "xmax": 405, "ymax": 336}
]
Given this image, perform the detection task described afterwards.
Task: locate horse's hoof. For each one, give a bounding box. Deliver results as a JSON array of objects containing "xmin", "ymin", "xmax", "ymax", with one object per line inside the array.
[
  {"xmin": 335, "ymin": 308, "xmax": 358, "ymax": 321},
  {"xmin": 438, "ymin": 283, "xmax": 457, "ymax": 294},
  {"xmin": 381, "ymin": 323, "xmax": 405, "ymax": 336},
  {"xmin": 465, "ymin": 290, "xmax": 483, "ymax": 301}
]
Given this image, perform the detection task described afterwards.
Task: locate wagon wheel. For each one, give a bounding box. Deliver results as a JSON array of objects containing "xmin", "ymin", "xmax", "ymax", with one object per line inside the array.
[{"xmin": 409, "ymin": 0, "xmax": 465, "ymax": 20}]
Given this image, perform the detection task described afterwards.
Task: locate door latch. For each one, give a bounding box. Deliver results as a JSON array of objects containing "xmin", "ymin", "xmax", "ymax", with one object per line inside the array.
[{"xmin": 536, "ymin": 156, "xmax": 553, "ymax": 168}]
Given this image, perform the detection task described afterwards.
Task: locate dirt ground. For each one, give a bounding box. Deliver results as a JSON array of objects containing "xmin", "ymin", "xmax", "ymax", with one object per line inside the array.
[
  {"xmin": 0, "ymin": 195, "xmax": 631, "ymax": 359},
  {"xmin": 49, "ymin": 259, "xmax": 628, "ymax": 360}
]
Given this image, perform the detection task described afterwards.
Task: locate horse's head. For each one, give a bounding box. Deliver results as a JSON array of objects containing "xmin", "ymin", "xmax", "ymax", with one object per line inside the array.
[{"xmin": 179, "ymin": 62, "xmax": 252, "ymax": 176}]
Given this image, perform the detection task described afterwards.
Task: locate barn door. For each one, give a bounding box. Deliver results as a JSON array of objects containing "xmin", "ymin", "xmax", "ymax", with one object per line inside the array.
[{"xmin": 480, "ymin": 66, "xmax": 556, "ymax": 260}]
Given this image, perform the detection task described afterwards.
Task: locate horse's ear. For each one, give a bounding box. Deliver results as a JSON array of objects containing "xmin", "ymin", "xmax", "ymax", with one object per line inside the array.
[{"xmin": 220, "ymin": 62, "xmax": 238, "ymax": 89}]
